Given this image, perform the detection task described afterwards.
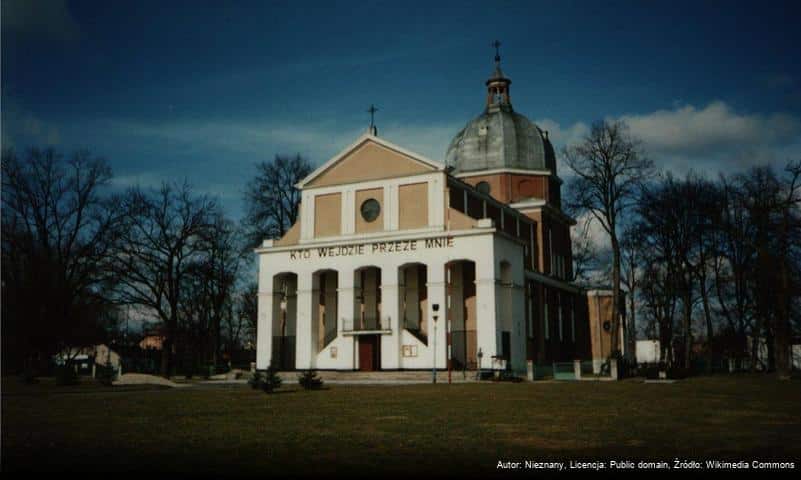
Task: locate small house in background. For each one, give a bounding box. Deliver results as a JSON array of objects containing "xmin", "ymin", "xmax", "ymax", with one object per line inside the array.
[
  {"xmin": 53, "ymin": 347, "xmax": 94, "ymax": 374},
  {"xmin": 139, "ymin": 328, "xmax": 166, "ymax": 350},
  {"xmin": 745, "ymin": 336, "xmax": 801, "ymax": 372},
  {"xmin": 94, "ymin": 343, "xmax": 121, "ymax": 369},
  {"xmin": 636, "ymin": 340, "xmax": 661, "ymax": 364},
  {"xmin": 52, "ymin": 344, "xmax": 122, "ymax": 374}
]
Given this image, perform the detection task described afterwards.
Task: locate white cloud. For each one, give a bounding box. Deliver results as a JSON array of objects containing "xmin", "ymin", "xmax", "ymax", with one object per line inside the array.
[
  {"xmin": 619, "ymin": 101, "xmax": 801, "ymax": 156},
  {"xmin": 536, "ymin": 118, "xmax": 590, "ymax": 178},
  {"xmin": 2, "ymin": 104, "xmax": 62, "ymax": 147},
  {"xmin": 535, "ymin": 118, "xmax": 589, "ymax": 149},
  {"xmin": 572, "ymin": 211, "xmax": 610, "ymax": 252},
  {"xmin": 545, "ymin": 101, "xmax": 801, "ymax": 177}
]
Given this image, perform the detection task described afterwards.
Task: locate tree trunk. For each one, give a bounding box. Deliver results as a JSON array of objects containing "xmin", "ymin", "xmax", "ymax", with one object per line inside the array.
[
  {"xmin": 683, "ymin": 288, "xmax": 693, "ymax": 370},
  {"xmin": 700, "ymin": 276, "xmax": 714, "ymax": 373},
  {"xmin": 774, "ymin": 223, "xmax": 792, "ymax": 379},
  {"xmin": 628, "ymin": 288, "xmax": 636, "ymax": 362},
  {"xmin": 160, "ymin": 337, "xmax": 172, "ymax": 378},
  {"xmin": 610, "ymin": 236, "xmax": 621, "ymax": 359}
]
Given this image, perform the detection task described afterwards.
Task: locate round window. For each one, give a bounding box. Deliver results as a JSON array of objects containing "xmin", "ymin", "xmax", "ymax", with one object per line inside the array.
[
  {"xmin": 360, "ymin": 198, "xmax": 381, "ymax": 222},
  {"xmin": 476, "ymin": 181, "xmax": 491, "ymax": 195},
  {"xmin": 603, "ymin": 321, "xmax": 611, "ymax": 332}
]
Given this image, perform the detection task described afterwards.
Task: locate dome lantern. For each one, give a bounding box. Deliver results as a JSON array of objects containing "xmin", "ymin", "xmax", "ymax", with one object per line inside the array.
[{"xmin": 486, "ymin": 40, "xmax": 512, "ymax": 111}]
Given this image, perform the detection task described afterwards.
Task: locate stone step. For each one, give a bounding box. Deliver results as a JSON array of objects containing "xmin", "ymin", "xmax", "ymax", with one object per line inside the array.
[{"xmin": 277, "ymin": 370, "xmax": 481, "ymax": 383}]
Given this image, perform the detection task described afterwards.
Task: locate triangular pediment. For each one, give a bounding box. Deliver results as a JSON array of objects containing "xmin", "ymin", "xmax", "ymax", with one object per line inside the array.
[{"xmin": 299, "ymin": 134, "xmax": 444, "ymax": 189}]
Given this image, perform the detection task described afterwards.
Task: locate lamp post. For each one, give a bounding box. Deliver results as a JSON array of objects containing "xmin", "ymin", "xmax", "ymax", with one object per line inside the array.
[
  {"xmin": 477, "ymin": 348, "xmax": 483, "ymax": 381},
  {"xmin": 432, "ymin": 303, "xmax": 439, "ymax": 384}
]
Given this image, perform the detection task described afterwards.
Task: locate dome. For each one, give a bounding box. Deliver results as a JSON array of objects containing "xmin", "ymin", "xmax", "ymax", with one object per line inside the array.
[
  {"xmin": 446, "ymin": 109, "xmax": 556, "ymax": 174},
  {"xmin": 445, "ymin": 47, "xmax": 557, "ymax": 175}
]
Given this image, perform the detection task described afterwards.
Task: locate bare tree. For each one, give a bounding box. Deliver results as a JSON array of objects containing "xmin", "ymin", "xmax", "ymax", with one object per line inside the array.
[
  {"xmin": 713, "ymin": 174, "xmax": 755, "ymax": 362},
  {"xmin": 620, "ymin": 226, "xmax": 641, "ymax": 360},
  {"xmin": 736, "ymin": 161, "xmax": 801, "ymax": 378},
  {"xmin": 114, "ymin": 182, "xmax": 217, "ymax": 377},
  {"xmin": 634, "ymin": 177, "xmax": 687, "ymax": 367},
  {"xmin": 237, "ymin": 282, "xmax": 259, "ymax": 348},
  {"xmin": 196, "ymin": 211, "xmax": 243, "ymax": 365},
  {"xmin": 1, "ymin": 147, "xmax": 124, "ymax": 372},
  {"xmin": 563, "ymin": 120, "xmax": 654, "ymax": 358},
  {"xmin": 242, "ymin": 154, "xmax": 312, "ymax": 248}
]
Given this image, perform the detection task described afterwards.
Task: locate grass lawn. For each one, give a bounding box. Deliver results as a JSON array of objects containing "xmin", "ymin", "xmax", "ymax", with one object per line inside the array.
[{"xmin": 2, "ymin": 375, "xmax": 800, "ymax": 474}]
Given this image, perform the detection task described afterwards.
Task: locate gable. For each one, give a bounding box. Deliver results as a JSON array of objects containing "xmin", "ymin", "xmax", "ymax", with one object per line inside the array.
[
  {"xmin": 274, "ymin": 220, "xmax": 300, "ymax": 247},
  {"xmin": 305, "ymin": 139, "xmax": 438, "ymax": 188}
]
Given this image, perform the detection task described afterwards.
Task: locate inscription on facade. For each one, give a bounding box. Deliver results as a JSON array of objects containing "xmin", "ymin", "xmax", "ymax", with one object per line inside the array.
[{"xmin": 288, "ymin": 236, "xmax": 455, "ymax": 260}]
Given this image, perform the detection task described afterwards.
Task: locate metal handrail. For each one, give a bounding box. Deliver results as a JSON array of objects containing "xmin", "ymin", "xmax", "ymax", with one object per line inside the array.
[{"xmin": 342, "ymin": 316, "xmax": 392, "ymax": 332}]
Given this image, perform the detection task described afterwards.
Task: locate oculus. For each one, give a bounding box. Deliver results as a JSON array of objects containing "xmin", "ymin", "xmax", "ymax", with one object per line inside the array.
[
  {"xmin": 476, "ymin": 181, "xmax": 491, "ymax": 195},
  {"xmin": 360, "ymin": 198, "xmax": 381, "ymax": 222}
]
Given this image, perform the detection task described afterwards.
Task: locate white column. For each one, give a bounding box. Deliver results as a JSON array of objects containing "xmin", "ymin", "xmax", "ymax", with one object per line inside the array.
[
  {"xmin": 295, "ymin": 272, "xmax": 315, "ymax": 369},
  {"xmin": 342, "ymin": 188, "xmax": 356, "ymax": 235},
  {"xmin": 256, "ymin": 282, "xmax": 274, "ymax": 370},
  {"xmin": 301, "ymin": 191, "xmax": 315, "ymax": 241},
  {"xmin": 337, "ymin": 269, "xmax": 356, "ymax": 369},
  {"xmin": 475, "ymin": 249, "xmax": 498, "ymax": 366},
  {"xmin": 381, "ymin": 265, "xmax": 401, "ymax": 369},
  {"xmin": 387, "ymin": 184, "xmax": 399, "ymax": 231},
  {"xmin": 427, "ymin": 262, "xmax": 447, "ymax": 369},
  {"xmin": 428, "ymin": 176, "xmax": 445, "ymax": 229}
]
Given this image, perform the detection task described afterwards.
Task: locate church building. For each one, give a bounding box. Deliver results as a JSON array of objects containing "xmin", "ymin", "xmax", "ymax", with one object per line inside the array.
[{"xmin": 255, "ymin": 49, "xmax": 622, "ymax": 377}]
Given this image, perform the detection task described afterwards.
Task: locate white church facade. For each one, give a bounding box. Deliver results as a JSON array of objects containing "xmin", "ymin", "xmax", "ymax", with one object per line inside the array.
[{"xmin": 255, "ymin": 51, "xmax": 622, "ymax": 376}]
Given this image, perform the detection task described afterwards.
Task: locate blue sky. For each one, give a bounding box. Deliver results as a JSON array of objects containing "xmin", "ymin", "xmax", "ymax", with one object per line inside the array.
[{"xmin": 3, "ymin": 0, "xmax": 801, "ymax": 219}]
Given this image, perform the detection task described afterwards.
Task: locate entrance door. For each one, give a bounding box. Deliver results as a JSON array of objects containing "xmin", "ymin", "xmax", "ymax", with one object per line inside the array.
[{"xmin": 358, "ymin": 335, "xmax": 381, "ymax": 371}]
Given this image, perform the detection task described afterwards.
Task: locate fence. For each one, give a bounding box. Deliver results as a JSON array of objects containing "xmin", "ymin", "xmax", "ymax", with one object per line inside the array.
[
  {"xmin": 451, "ymin": 329, "xmax": 477, "ymax": 370},
  {"xmin": 553, "ymin": 362, "xmax": 576, "ymax": 380},
  {"xmin": 342, "ymin": 316, "xmax": 392, "ymax": 332}
]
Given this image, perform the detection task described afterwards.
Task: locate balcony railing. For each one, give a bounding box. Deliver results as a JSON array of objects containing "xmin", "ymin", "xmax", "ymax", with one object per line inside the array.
[{"xmin": 342, "ymin": 316, "xmax": 392, "ymax": 333}]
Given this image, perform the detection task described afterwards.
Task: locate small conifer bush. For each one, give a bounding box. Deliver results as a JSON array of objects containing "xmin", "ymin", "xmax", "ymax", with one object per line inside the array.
[
  {"xmin": 249, "ymin": 370, "xmax": 264, "ymax": 389},
  {"xmin": 262, "ymin": 366, "xmax": 283, "ymax": 393},
  {"xmin": 297, "ymin": 369, "xmax": 324, "ymax": 390}
]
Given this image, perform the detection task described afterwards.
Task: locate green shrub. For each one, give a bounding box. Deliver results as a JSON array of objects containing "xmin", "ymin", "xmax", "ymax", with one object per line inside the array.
[
  {"xmin": 249, "ymin": 370, "xmax": 263, "ymax": 389},
  {"xmin": 262, "ymin": 367, "xmax": 282, "ymax": 393},
  {"xmin": 55, "ymin": 365, "xmax": 79, "ymax": 386},
  {"xmin": 297, "ymin": 369, "xmax": 324, "ymax": 390}
]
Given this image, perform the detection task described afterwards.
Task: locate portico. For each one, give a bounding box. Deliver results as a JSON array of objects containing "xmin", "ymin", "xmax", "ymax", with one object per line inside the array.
[{"xmin": 257, "ymin": 226, "xmax": 522, "ymax": 373}]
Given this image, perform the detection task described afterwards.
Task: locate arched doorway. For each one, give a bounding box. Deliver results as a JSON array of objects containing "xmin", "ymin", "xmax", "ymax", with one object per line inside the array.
[
  {"xmin": 446, "ymin": 260, "xmax": 478, "ymax": 371},
  {"xmin": 272, "ymin": 273, "xmax": 297, "ymax": 370},
  {"xmin": 313, "ymin": 270, "xmax": 338, "ymax": 353},
  {"xmin": 398, "ymin": 263, "xmax": 428, "ymax": 344},
  {"xmin": 353, "ymin": 266, "xmax": 382, "ymax": 370}
]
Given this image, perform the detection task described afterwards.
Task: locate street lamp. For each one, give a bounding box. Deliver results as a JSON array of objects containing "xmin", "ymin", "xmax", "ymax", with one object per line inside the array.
[
  {"xmin": 432, "ymin": 303, "xmax": 439, "ymax": 384},
  {"xmin": 477, "ymin": 347, "xmax": 483, "ymax": 381}
]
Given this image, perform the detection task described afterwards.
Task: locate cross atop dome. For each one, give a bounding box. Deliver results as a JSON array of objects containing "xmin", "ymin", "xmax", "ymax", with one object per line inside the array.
[{"xmin": 492, "ymin": 40, "xmax": 502, "ymax": 64}]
